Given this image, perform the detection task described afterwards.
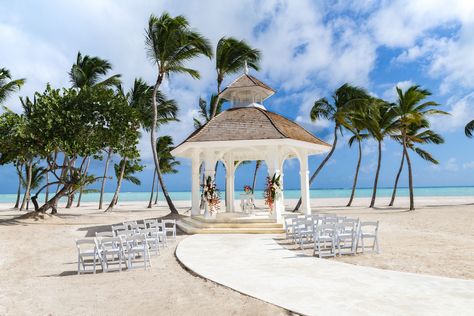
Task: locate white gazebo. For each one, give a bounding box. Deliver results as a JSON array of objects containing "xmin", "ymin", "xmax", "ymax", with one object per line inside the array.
[{"xmin": 171, "ymin": 71, "xmax": 330, "ymax": 226}]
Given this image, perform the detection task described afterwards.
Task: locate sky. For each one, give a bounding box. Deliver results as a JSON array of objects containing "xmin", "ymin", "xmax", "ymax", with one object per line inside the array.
[{"xmin": 1, "ymin": 0, "xmax": 474, "ymax": 194}]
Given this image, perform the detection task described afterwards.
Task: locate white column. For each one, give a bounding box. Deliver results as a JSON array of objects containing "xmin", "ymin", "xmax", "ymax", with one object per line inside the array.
[
  {"xmin": 299, "ymin": 152, "xmax": 311, "ymax": 215},
  {"xmin": 191, "ymin": 151, "xmax": 201, "ymax": 216},
  {"xmin": 266, "ymin": 151, "xmax": 284, "ymax": 223},
  {"xmin": 225, "ymin": 156, "xmax": 235, "ymax": 212}
]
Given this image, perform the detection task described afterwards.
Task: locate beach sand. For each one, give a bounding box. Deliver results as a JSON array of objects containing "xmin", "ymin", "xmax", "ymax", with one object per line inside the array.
[{"xmin": 0, "ymin": 196, "xmax": 473, "ymax": 315}]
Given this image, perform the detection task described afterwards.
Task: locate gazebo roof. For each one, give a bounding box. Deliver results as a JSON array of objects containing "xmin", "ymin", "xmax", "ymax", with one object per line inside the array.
[
  {"xmin": 174, "ymin": 107, "xmax": 330, "ymax": 152},
  {"xmin": 219, "ymin": 74, "xmax": 275, "ymax": 101}
]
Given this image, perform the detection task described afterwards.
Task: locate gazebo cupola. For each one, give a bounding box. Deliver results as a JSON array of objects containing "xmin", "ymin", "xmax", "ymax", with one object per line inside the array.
[
  {"xmin": 171, "ymin": 69, "xmax": 331, "ymax": 223},
  {"xmin": 219, "ymin": 66, "xmax": 275, "ymax": 110}
]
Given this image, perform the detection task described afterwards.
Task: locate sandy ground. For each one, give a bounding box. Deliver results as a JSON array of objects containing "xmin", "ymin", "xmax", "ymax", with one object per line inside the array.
[
  {"xmin": 0, "ymin": 196, "xmax": 473, "ymax": 315},
  {"xmin": 0, "ymin": 202, "xmax": 287, "ymax": 316}
]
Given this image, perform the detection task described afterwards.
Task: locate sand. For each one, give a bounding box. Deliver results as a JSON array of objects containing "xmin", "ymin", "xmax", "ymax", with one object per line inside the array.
[{"xmin": 0, "ymin": 196, "xmax": 473, "ymax": 315}]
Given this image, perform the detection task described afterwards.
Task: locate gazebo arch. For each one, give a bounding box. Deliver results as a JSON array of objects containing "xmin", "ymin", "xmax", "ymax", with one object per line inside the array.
[{"xmin": 171, "ymin": 71, "xmax": 331, "ymax": 223}]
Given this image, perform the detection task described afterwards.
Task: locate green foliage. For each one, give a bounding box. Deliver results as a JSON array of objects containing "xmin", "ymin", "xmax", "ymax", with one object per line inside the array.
[
  {"xmin": 69, "ymin": 52, "xmax": 121, "ymax": 89},
  {"xmin": 114, "ymin": 159, "xmax": 143, "ymax": 186},
  {"xmin": 18, "ymin": 162, "xmax": 45, "ymax": 190},
  {"xmin": 194, "ymin": 94, "xmax": 224, "ymax": 129},
  {"xmin": 0, "ymin": 67, "xmax": 25, "ymax": 104},
  {"xmin": 156, "ymin": 136, "xmax": 180, "ymax": 174}
]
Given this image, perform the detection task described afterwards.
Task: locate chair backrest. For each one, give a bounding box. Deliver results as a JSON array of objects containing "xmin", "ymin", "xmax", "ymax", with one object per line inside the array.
[
  {"xmin": 99, "ymin": 237, "xmax": 122, "ymax": 250},
  {"xmin": 96, "ymin": 231, "xmax": 114, "ymax": 238},
  {"xmin": 283, "ymin": 214, "xmax": 298, "ymax": 229},
  {"xmin": 315, "ymin": 224, "xmax": 336, "ymax": 236},
  {"xmin": 163, "ymin": 219, "xmax": 176, "ymax": 228},
  {"xmin": 76, "ymin": 238, "xmax": 98, "ymax": 252},
  {"xmin": 323, "ymin": 217, "xmax": 338, "ymax": 224},
  {"xmin": 123, "ymin": 221, "xmax": 138, "ymax": 230},
  {"xmin": 360, "ymin": 221, "xmax": 379, "ymax": 233},
  {"xmin": 116, "ymin": 229, "xmax": 135, "ymax": 237},
  {"xmin": 111, "ymin": 224, "xmax": 126, "ymax": 234},
  {"xmin": 144, "ymin": 219, "xmax": 158, "ymax": 228}
]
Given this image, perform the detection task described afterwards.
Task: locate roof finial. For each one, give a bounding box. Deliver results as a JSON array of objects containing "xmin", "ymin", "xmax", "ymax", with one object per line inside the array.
[{"xmin": 244, "ymin": 59, "xmax": 249, "ymax": 75}]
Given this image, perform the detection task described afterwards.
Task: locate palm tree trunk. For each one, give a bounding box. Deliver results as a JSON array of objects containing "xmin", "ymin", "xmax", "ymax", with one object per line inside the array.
[
  {"xmin": 369, "ymin": 141, "xmax": 382, "ymax": 208},
  {"xmin": 403, "ymin": 132, "xmax": 415, "ymax": 210},
  {"xmin": 154, "ymin": 172, "xmax": 159, "ymax": 205},
  {"xmin": 150, "ymin": 74, "xmax": 178, "ymax": 214},
  {"xmin": 389, "ymin": 153, "xmax": 405, "ymax": 206},
  {"xmin": 293, "ymin": 125, "xmax": 339, "ymax": 211},
  {"xmin": 347, "ymin": 139, "xmax": 362, "ymax": 207},
  {"xmin": 45, "ymin": 171, "xmax": 49, "ymax": 204},
  {"xmin": 20, "ymin": 161, "xmax": 33, "ymax": 211},
  {"xmin": 14, "ymin": 163, "xmax": 22, "ymax": 209},
  {"xmin": 99, "ymin": 148, "xmax": 112, "ymax": 210},
  {"xmin": 210, "ymin": 81, "xmax": 222, "ymax": 118},
  {"xmin": 65, "ymin": 159, "xmax": 76, "ymax": 208},
  {"xmin": 105, "ymin": 158, "xmax": 127, "ymax": 212},
  {"xmin": 76, "ymin": 157, "xmax": 91, "ymax": 207},
  {"xmin": 147, "ymin": 169, "xmax": 156, "ymax": 208},
  {"xmin": 251, "ymin": 161, "xmax": 261, "ymax": 194}
]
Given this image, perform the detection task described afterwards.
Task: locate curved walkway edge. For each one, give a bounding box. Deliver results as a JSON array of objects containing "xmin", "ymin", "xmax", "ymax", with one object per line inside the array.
[{"xmin": 176, "ymin": 234, "xmax": 474, "ymax": 316}]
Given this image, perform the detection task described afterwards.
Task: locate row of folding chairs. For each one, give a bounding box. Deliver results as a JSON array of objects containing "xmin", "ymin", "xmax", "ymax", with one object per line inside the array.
[
  {"xmin": 283, "ymin": 214, "xmax": 379, "ymax": 258},
  {"xmin": 76, "ymin": 219, "xmax": 177, "ymax": 274}
]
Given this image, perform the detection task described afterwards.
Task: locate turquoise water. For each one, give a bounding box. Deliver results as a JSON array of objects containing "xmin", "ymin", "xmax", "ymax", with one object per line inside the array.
[{"xmin": 2, "ymin": 186, "xmax": 474, "ymax": 203}]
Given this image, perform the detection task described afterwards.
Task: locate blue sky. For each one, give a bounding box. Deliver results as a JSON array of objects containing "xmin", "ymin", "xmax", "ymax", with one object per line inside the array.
[{"xmin": 1, "ymin": 0, "xmax": 474, "ymax": 194}]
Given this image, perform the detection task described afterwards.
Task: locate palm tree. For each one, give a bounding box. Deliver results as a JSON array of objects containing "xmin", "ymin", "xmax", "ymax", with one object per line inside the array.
[
  {"xmin": 69, "ymin": 52, "xmax": 121, "ymax": 89},
  {"xmin": 13, "ymin": 161, "xmax": 24, "ymax": 209},
  {"xmin": 210, "ymin": 37, "xmax": 261, "ymax": 118},
  {"xmin": 0, "ymin": 68, "xmax": 25, "ymax": 104},
  {"xmin": 365, "ymin": 100, "xmax": 398, "ymax": 208},
  {"xmin": 19, "ymin": 162, "xmax": 45, "ymax": 210},
  {"xmin": 251, "ymin": 160, "xmax": 262, "ymax": 194},
  {"xmin": 389, "ymin": 120, "xmax": 444, "ymax": 206},
  {"xmin": 294, "ymin": 84, "xmax": 370, "ymax": 211},
  {"xmin": 145, "ymin": 13, "xmax": 212, "ymax": 214},
  {"xmin": 106, "ymin": 159, "xmax": 142, "ymax": 212},
  {"xmin": 148, "ymin": 136, "xmax": 180, "ymax": 208},
  {"xmin": 129, "ymin": 78, "xmax": 178, "ymax": 212},
  {"xmin": 392, "ymin": 85, "xmax": 448, "ymax": 210}
]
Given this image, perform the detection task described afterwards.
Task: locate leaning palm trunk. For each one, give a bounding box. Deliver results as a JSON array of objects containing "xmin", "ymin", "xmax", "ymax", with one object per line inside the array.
[
  {"xmin": 389, "ymin": 153, "xmax": 405, "ymax": 206},
  {"xmin": 45, "ymin": 171, "xmax": 49, "ymax": 204},
  {"xmin": 251, "ymin": 161, "xmax": 261, "ymax": 194},
  {"xmin": 347, "ymin": 140, "xmax": 362, "ymax": 207},
  {"xmin": 293, "ymin": 125, "xmax": 339, "ymax": 211},
  {"xmin": 14, "ymin": 163, "xmax": 22, "ymax": 209},
  {"xmin": 147, "ymin": 169, "xmax": 156, "ymax": 208},
  {"xmin": 369, "ymin": 141, "xmax": 382, "ymax": 208},
  {"xmin": 154, "ymin": 173, "xmax": 159, "ymax": 205},
  {"xmin": 150, "ymin": 75, "xmax": 178, "ymax": 214},
  {"xmin": 99, "ymin": 148, "xmax": 112, "ymax": 210},
  {"xmin": 65, "ymin": 160, "xmax": 76, "ymax": 209},
  {"xmin": 20, "ymin": 161, "xmax": 33, "ymax": 211},
  {"xmin": 402, "ymin": 133, "xmax": 415, "ymax": 210},
  {"xmin": 76, "ymin": 157, "xmax": 91, "ymax": 207},
  {"xmin": 105, "ymin": 158, "xmax": 127, "ymax": 212}
]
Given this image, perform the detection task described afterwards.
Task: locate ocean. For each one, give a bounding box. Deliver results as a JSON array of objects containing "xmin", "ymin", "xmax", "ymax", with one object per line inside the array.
[{"xmin": 1, "ymin": 186, "xmax": 474, "ymax": 203}]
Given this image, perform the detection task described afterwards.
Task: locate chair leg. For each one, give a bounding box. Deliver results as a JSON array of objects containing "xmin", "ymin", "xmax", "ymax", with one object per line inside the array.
[{"xmin": 77, "ymin": 254, "xmax": 81, "ymax": 275}]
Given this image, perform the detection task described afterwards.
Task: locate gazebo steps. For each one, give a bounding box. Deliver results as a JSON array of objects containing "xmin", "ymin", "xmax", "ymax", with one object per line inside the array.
[{"xmin": 177, "ymin": 217, "xmax": 285, "ymax": 234}]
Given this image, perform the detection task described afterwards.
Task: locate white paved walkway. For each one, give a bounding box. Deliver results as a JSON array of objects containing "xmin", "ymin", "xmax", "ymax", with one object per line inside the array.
[{"xmin": 176, "ymin": 234, "xmax": 474, "ymax": 316}]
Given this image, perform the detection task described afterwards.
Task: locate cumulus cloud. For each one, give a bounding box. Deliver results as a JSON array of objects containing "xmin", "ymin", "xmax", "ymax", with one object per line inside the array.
[{"xmin": 430, "ymin": 92, "xmax": 474, "ymax": 132}]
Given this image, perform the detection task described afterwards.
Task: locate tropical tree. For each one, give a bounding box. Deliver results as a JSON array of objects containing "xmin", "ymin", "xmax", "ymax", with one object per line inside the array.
[
  {"xmin": 69, "ymin": 52, "xmax": 121, "ymax": 89},
  {"xmin": 148, "ymin": 136, "xmax": 180, "ymax": 208},
  {"xmin": 365, "ymin": 100, "xmax": 398, "ymax": 208},
  {"xmin": 251, "ymin": 160, "xmax": 262, "ymax": 194},
  {"xmin": 389, "ymin": 119, "xmax": 444, "ymax": 206},
  {"xmin": 106, "ymin": 159, "xmax": 143, "ymax": 211},
  {"xmin": 0, "ymin": 68, "xmax": 25, "ymax": 104},
  {"xmin": 293, "ymin": 84, "xmax": 370, "ymax": 211},
  {"xmin": 210, "ymin": 37, "xmax": 260, "ymax": 118},
  {"xmin": 391, "ymin": 85, "xmax": 448, "ymax": 210},
  {"xmin": 344, "ymin": 110, "xmax": 370, "ymax": 207},
  {"xmin": 19, "ymin": 162, "xmax": 45, "ymax": 210},
  {"xmin": 145, "ymin": 12, "xmax": 211, "ymax": 214}
]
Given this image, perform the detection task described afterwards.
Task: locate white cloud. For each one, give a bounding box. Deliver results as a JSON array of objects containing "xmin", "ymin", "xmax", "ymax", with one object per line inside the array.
[
  {"xmin": 445, "ymin": 157, "xmax": 459, "ymax": 172},
  {"xmin": 462, "ymin": 161, "xmax": 474, "ymax": 169},
  {"xmin": 381, "ymin": 80, "xmax": 414, "ymax": 102},
  {"xmin": 430, "ymin": 92, "xmax": 474, "ymax": 132}
]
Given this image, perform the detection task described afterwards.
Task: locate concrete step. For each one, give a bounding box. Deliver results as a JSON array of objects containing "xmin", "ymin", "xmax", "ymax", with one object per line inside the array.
[
  {"xmin": 181, "ymin": 217, "xmax": 283, "ymax": 229},
  {"xmin": 177, "ymin": 220, "xmax": 285, "ymax": 234}
]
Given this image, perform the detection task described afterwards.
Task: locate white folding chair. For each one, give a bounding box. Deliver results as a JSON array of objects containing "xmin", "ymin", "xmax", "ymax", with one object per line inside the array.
[
  {"xmin": 98, "ymin": 237, "xmax": 126, "ymax": 272},
  {"xmin": 313, "ymin": 224, "xmax": 337, "ymax": 258},
  {"xmin": 283, "ymin": 214, "xmax": 299, "ymax": 239},
  {"xmin": 162, "ymin": 219, "xmax": 177, "ymax": 241},
  {"xmin": 357, "ymin": 221, "xmax": 380, "ymax": 254},
  {"xmin": 76, "ymin": 238, "xmax": 101, "ymax": 274},
  {"xmin": 95, "ymin": 231, "xmax": 114, "ymax": 238},
  {"xmin": 111, "ymin": 224, "xmax": 126, "ymax": 236},
  {"xmin": 144, "ymin": 219, "xmax": 158, "ymax": 229},
  {"xmin": 142, "ymin": 228, "xmax": 161, "ymax": 255},
  {"xmin": 295, "ymin": 217, "xmax": 314, "ymax": 249},
  {"xmin": 122, "ymin": 234, "xmax": 151, "ymax": 270},
  {"xmin": 335, "ymin": 221, "xmax": 358, "ymax": 256}
]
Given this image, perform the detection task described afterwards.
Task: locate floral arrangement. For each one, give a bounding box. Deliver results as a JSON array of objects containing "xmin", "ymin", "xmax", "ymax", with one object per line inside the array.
[
  {"xmin": 264, "ymin": 173, "xmax": 281, "ymax": 212},
  {"xmin": 202, "ymin": 176, "xmax": 220, "ymax": 214},
  {"xmin": 243, "ymin": 185, "xmax": 252, "ymax": 194}
]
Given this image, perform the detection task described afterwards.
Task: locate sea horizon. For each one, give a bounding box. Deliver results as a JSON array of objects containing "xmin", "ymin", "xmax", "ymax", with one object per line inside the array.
[{"xmin": 2, "ymin": 185, "xmax": 474, "ymax": 204}]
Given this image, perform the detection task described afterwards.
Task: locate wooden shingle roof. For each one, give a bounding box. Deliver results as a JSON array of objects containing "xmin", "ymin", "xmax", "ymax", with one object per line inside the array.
[{"xmin": 181, "ymin": 107, "xmax": 330, "ymax": 147}]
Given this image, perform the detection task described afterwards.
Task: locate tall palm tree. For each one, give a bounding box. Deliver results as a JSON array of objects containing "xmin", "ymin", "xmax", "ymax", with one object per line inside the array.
[
  {"xmin": 392, "ymin": 85, "xmax": 448, "ymax": 210},
  {"xmin": 145, "ymin": 13, "xmax": 212, "ymax": 214},
  {"xmin": 148, "ymin": 136, "xmax": 180, "ymax": 208},
  {"xmin": 0, "ymin": 68, "xmax": 25, "ymax": 104},
  {"xmin": 210, "ymin": 37, "xmax": 261, "ymax": 118},
  {"xmin": 106, "ymin": 159, "xmax": 142, "ymax": 211},
  {"xmin": 19, "ymin": 161, "xmax": 45, "ymax": 210},
  {"xmin": 69, "ymin": 52, "xmax": 121, "ymax": 89},
  {"xmin": 389, "ymin": 120, "xmax": 444, "ymax": 206},
  {"xmin": 294, "ymin": 84, "xmax": 370, "ymax": 211},
  {"xmin": 251, "ymin": 160, "xmax": 262, "ymax": 194},
  {"xmin": 365, "ymin": 100, "xmax": 398, "ymax": 208}
]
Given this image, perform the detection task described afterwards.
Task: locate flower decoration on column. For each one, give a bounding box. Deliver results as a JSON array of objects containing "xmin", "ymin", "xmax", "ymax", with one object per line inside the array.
[
  {"xmin": 202, "ymin": 176, "xmax": 220, "ymax": 214},
  {"xmin": 264, "ymin": 173, "xmax": 281, "ymax": 213},
  {"xmin": 243, "ymin": 185, "xmax": 252, "ymax": 194}
]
